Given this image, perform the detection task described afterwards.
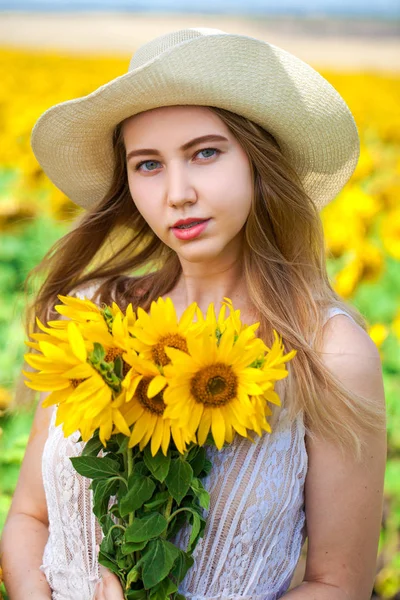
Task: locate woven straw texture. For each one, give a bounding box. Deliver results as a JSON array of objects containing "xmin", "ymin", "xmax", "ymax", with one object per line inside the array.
[{"xmin": 31, "ymin": 27, "xmax": 360, "ymax": 210}]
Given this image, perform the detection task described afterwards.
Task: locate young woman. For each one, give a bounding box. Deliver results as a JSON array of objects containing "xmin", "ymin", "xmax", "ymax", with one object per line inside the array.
[{"xmin": 1, "ymin": 27, "xmax": 386, "ymax": 600}]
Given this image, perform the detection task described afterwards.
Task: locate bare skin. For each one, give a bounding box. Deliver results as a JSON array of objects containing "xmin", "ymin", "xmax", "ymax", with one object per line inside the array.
[{"xmin": 122, "ymin": 105, "xmax": 255, "ymax": 318}]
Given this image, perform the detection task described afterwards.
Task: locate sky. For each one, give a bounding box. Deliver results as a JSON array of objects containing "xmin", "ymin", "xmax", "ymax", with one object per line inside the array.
[{"xmin": 1, "ymin": 0, "xmax": 399, "ymax": 16}]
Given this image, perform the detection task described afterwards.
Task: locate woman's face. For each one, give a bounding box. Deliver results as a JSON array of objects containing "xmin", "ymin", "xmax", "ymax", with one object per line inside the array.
[{"xmin": 122, "ymin": 105, "xmax": 253, "ymax": 265}]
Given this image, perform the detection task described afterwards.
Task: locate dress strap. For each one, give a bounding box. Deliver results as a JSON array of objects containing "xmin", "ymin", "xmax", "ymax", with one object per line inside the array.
[{"xmin": 323, "ymin": 306, "xmax": 357, "ymax": 327}]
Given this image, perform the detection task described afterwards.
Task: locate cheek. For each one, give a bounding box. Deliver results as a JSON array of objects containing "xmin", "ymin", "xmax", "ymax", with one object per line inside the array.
[
  {"xmin": 127, "ymin": 177, "xmax": 160, "ymax": 225},
  {"xmin": 216, "ymin": 162, "xmax": 253, "ymax": 221}
]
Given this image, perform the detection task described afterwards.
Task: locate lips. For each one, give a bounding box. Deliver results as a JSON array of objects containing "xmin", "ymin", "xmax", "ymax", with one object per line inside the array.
[{"xmin": 172, "ymin": 217, "xmax": 209, "ymax": 229}]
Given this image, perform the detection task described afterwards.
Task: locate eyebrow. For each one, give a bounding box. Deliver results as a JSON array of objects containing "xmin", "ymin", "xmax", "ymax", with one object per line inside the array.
[{"xmin": 126, "ymin": 134, "xmax": 229, "ymax": 161}]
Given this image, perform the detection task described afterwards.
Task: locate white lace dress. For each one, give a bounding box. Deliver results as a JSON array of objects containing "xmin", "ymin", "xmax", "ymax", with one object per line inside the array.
[{"xmin": 40, "ymin": 298, "xmax": 355, "ymax": 600}]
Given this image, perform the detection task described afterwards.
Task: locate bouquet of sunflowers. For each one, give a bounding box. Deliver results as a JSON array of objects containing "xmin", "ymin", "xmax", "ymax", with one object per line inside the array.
[{"xmin": 23, "ymin": 295, "xmax": 296, "ymax": 600}]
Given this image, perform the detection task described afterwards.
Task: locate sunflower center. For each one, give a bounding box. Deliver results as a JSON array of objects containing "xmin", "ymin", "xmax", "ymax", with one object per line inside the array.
[
  {"xmin": 207, "ymin": 376, "xmax": 226, "ymax": 395},
  {"xmin": 152, "ymin": 334, "xmax": 188, "ymax": 367},
  {"xmin": 191, "ymin": 363, "xmax": 238, "ymax": 407},
  {"xmin": 136, "ymin": 376, "xmax": 166, "ymax": 416},
  {"xmin": 105, "ymin": 347, "xmax": 130, "ymax": 376}
]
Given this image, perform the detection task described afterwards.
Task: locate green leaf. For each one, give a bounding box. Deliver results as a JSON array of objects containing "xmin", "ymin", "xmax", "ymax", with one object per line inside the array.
[
  {"xmin": 165, "ymin": 459, "xmax": 193, "ymax": 505},
  {"xmin": 121, "ymin": 540, "xmax": 148, "ymax": 555},
  {"xmin": 141, "ymin": 538, "xmax": 180, "ymax": 589},
  {"xmin": 100, "ymin": 531, "xmax": 115, "ymax": 556},
  {"xmin": 190, "ymin": 477, "xmax": 210, "ymax": 510},
  {"xmin": 81, "ymin": 435, "xmax": 103, "ymax": 457},
  {"xmin": 98, "ymin": 551, "xmax": 120, "ymax": 576},
  {"xmin": 170, "ymin": 550, "xmax": 194, "ymax": 584},
  {"xmin": 113, "ymin": 355, "xmax": 122, "ymax": 378},
  {"xmin": 134, "ymin": 460, "xmax": 151, "ymax": 476},
  {"xmin": 70, "ymin": 455, "xmax": 121, "ymax": 480},
  {"xmin": 149, "ymin": 574, "xmax": 178, "ymax": 600},
  {"xmin": 144, "ymin": 445, "xmax": 171, "ymax": 483},
  {"xmin": 143, "ymin": 490, "xmax": 170, "ymax": 511},
  {"xmin": 116, "ymin": 553, "xmax": 132, "ymax": 571},
  {"xmin": 99, "ymin": 514, "xmax": 115, "ymax": 536},
  {"xmin": 185, "ymin": 443, "xmax": 200, "ymax": 462},
  {"xmin": 120, "ymin": 473, "xmax": 156, "ymax": 517},
  {"xmin": 126, "ymin": 563, "xmax": 142, "ymax": 588},
  {"xmin": 201, "ymin": 458, "xmax": 212, "ymax": 477},
  {"xmin": 125, "ymin": 512, "xmax": 168, "ymax": 543},
  {"xmin": 188, "ymin": 446, "xmax": 206, "ymax": 477},
  {"xmin": 115, "ymin": 435, "xmax": 130, "ymax": 454},
  {"xmin": 91, "ymin": 342, "xmax": 106, "ymax": 363},
  {"xmin": 93, "ymin": 478, "xmax": 119, "ymax": 520},
  {"xmin": 187, "ymin": 510, "xmax": 201, "ymax": 553},
  {"xmin": 126, "ymin": 589, "xmax": 148, "ymax": 600},
  {"xmin": 100, "ymin": 523, "xmax": 124, "ymax": 556}
]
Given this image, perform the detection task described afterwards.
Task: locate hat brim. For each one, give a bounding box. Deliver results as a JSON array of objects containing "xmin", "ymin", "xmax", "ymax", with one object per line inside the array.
[{"xmin": 31, "ymin": 33, "xmax": 359, "ymax": 210}]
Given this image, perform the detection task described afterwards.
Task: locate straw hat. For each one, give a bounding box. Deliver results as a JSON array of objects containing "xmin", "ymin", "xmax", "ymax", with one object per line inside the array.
[{"xmin": 31, "ymin": 27, "xmax": 360, "ymax": 211}]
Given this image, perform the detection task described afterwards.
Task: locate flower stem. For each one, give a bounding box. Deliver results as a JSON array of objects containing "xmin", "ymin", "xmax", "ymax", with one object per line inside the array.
[
  {"xmin": 126, "ymin": 448, "xmax": 134, "ymax": 526},
  {"xmin": 109, "ymin": 524, "xmax": 126, "ymax": 535},
  {"xmin": 167, "ymin": 507, "xmax": 193, "ymax": 522},
  {"xmin": 161, "ymin": 495, "xmax": 174, "ymax": 539}
]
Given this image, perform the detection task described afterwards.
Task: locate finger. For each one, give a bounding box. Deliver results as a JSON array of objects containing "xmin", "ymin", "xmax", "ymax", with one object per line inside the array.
[
  {"xmin": 100, "ymin": 566, "xmax": 125, "ymax": 600},
  {"xmin": 93, "ymin": 578, "xmax": 105, "ymax": 600}
]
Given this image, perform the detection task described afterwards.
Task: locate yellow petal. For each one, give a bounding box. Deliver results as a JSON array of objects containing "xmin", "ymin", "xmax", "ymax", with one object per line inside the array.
[
  {"xmin": 161, "ymin": 420, "xmax": 171, "ymax": 456},
  {"xmin": 211, "ymin": 407, "xmax": 226, "ymax": 450},
  {"xmin": 22, "ymin": 372, "xmax": 71, "ymax": 392},
  {"xmin": 41, "ymin": 387, "xmax": 72, "ymax": 407},
  {"xmin": 112, "ymin": 408, "xmax": 131, "ymax": 437},
  {"xmin": 24, "ymin": 353, "xmax": 64, "ymax": 373},
  {"xmin": 179, "ymin": 301, "xmax": 197, "ymax": 330},
  {"xmin": 147, "ymin": 376, "xmax": 167, "ymax": 398},
  {"xmin": 150, "ymin": 417, "xmax": 164, "ymax": 457},
  {"xmin": 37, "ymin": 341, "xmax": 70, "ymax": 364},
  {"xmin": 67, "ymin": 322, "xmax": 87, "ymax": 362},
  {"xmin": 62, "ymin": 363, "xmax": 95, "ymax": 379},
  {"xmin": 197, "ymin": 408, "xmax": 212, "ymax": 446},
  {"xmin": 141, "ymin": 414, "xmax": 157, "ymax": 447},
  {"xmin": 171, "ymin": 425, "xmax": 186, "ymax": 454},
  {"xmin": 99, "ymin": 415, "xmax": 113, "ymax": 446}
]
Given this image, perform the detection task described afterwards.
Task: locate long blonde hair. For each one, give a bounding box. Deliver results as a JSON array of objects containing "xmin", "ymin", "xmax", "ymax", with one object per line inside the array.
[{"xmin": 16, "ymin": 105, "xmax": 385, "ymax": 458}]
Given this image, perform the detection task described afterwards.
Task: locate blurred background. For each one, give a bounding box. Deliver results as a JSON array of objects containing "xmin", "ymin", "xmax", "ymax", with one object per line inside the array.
[{"xmin": 0, "ymin": 0, "xmax": 399, "ymax": 597}]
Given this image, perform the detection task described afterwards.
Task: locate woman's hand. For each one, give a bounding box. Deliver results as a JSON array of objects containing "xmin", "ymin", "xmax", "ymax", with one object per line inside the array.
[{"xmin": 93, "ymin": 566, "xmax": 125, "ymax": 600}]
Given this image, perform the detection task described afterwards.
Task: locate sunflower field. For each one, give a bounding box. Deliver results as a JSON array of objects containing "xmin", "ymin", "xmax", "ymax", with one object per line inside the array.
[{"xmin": 0, "ymin": 48, "xmax": 399, "ymax": 598}]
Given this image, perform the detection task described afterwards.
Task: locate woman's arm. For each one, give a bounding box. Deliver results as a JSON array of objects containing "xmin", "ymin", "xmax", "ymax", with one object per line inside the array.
[
  {"xmin": 284, "ymin": 314, "xmax": 387, "ymax": 600},
  {"xmin": 0, "ymin": 393, "xmax": 53, "ymax": 599}
]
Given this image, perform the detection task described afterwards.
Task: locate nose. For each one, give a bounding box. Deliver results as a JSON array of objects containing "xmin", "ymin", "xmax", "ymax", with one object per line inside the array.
[{"xmin": 166, "ymin": 160, "xmax": 197, "ymax": 209}]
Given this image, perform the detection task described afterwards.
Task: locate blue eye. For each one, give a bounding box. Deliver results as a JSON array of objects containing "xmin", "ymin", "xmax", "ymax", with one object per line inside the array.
[
  {"xmin": 134, "ymin": 147, "xmax": 220, "ymax": 172},
  {"xmin": 135, "ymin": 159, "xmax": 160, "ymax": 172},
  {"xmin": 197, "ymin": 148, "xmax": 218, "ymax": 159}
]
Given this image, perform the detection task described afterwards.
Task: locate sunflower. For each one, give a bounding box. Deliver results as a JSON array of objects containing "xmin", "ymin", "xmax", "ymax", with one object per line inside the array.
[
  {"xmin": 248, "ymin": 330, "xmax": 297, "ymax": 435},
  {"xmin": 130, "ymin": 297, "xmax": 198, "ymax": 368},
  {"xmin": 162, "ymin": 322, "xmax": 271, "ymax": 450},
  {"xmin": 23, "ymin": 320, "xmax": 130, "ymax": 445},
  {"xmin": 193, "ymin": 297, "xmax": 262, "ymax": 353},
  {"xmin": 49, "ymin": 294, "xmax": 105, "ymax": 328},
  {"xmin": 120, "ymin": 351, "xmax": 195, "ymax": 457},
  {"xmin": 51, "ymin": 294, "xmax": 137, "ymax": 378}
]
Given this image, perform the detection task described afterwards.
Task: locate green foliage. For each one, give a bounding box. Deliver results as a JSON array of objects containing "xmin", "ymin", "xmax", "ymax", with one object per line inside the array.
[
  {"xmin": 70, "ymin": 433, "xmax": 210, "ymax": 599},
  {"xmin": 0, "ymin": 408, "xmax": 34, "ymax": 530},
  {"xmin": 0, "ymin": 214, "xmax": 68, "ymax": 388}
]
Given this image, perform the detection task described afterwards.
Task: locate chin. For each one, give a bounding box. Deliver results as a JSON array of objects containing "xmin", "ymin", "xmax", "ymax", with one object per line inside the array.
[{"xmin": 177, "ymin": 241, "xmax": 228, "ymax": 263}]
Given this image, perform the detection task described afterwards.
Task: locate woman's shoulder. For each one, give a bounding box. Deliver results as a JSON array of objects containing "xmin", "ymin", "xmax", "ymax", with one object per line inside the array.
[{"xmin": 321, "ymin": 306, "xmax": 380, "ymax": 361}]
